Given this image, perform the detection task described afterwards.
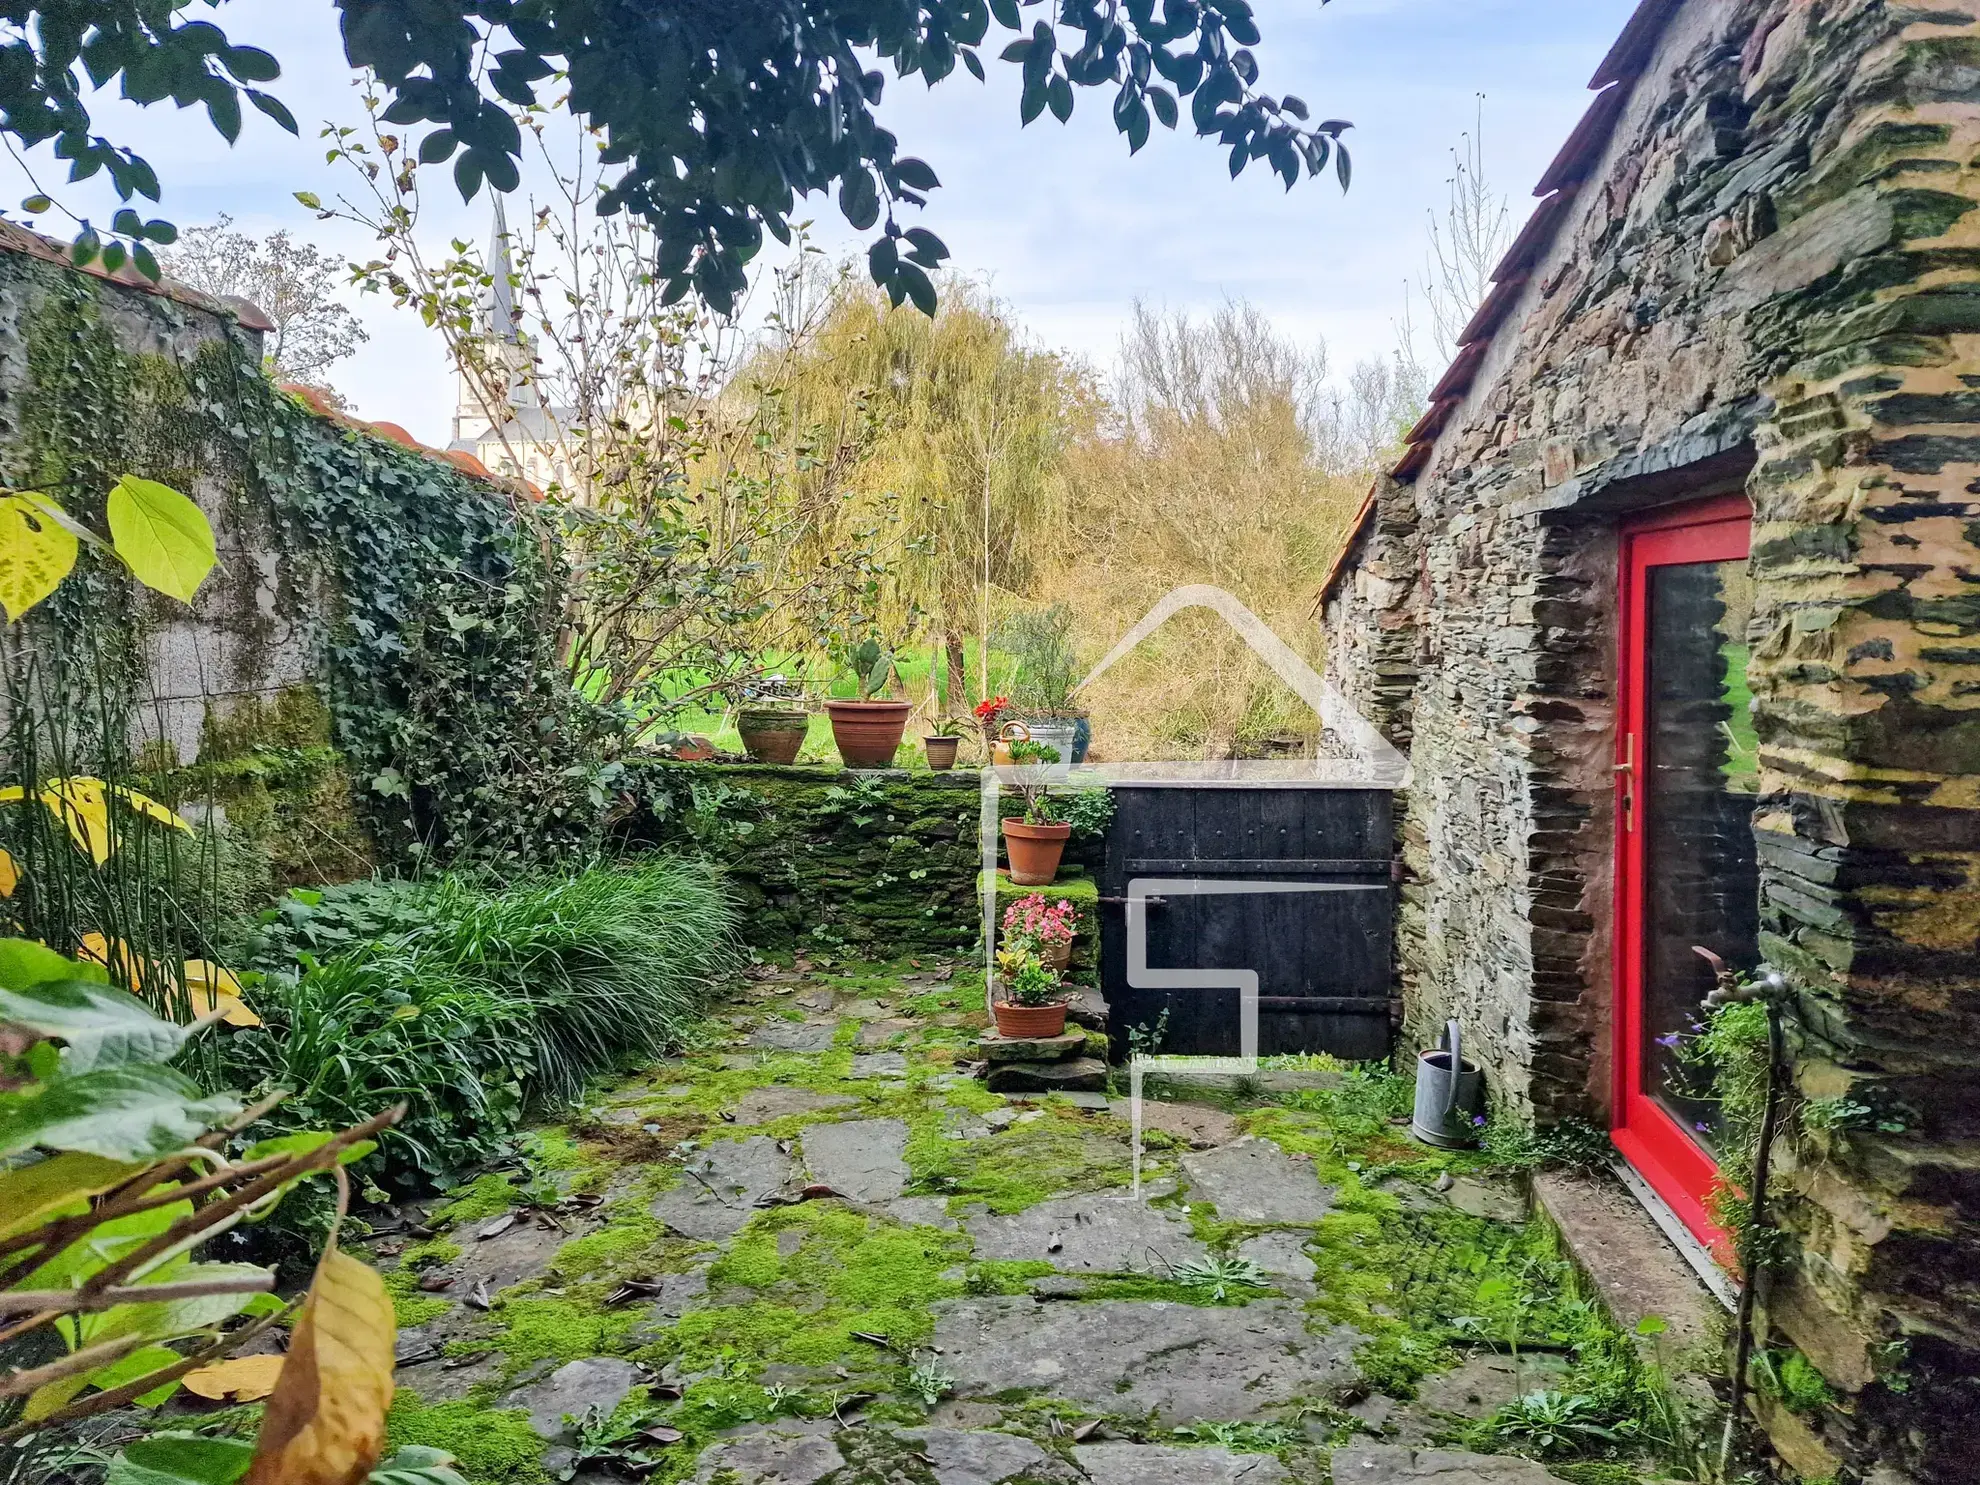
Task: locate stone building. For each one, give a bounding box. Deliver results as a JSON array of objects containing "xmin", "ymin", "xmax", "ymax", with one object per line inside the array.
[{"xmin": 1320, "ymin": 0, "xmax": 1980, "ymax": 1478}]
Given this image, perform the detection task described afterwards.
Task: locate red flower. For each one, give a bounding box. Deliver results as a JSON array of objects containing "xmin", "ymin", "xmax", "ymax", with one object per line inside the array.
[{"xmin": 974, "ymin": 695, "xmax": 1010, "ymax": 721}]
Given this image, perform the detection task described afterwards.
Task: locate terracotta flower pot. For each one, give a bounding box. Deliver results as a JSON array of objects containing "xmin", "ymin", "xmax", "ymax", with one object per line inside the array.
[
  {"xmin": 1002, "ymin": 818, "xmax": 1072, "ymax": 886},
  {"xmin": 993, "ymin": 1000, "xmax": 1069, "ymax": 1038},
  {"xmin": 738, "ymin": 708, "xmax": 810, "ymax": 765},
  {"xmin": 923, "ymin": 736, "xmax": 960, "ymax": 771},
  {"xmin": 825, "ymin": 699, "xmax": 912, "ymax": 768},
  {"xmin": 1041, "ymin": 939, "xmax": 1072, "ymax": 972}
]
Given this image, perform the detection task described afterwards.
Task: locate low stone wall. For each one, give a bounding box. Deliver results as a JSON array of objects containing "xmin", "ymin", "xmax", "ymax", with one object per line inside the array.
[{"xmin": 621, "ymin": 761, "xmax": 1108, "ymax": 961}]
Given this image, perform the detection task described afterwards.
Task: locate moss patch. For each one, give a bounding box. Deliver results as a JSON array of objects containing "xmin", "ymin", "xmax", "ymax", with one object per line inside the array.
[
  {"xmin": 910, "ymin": 1105, "xmax": 1135, "ymax": 1213},
  {"xmin": 386, "ymin": 1393, "xmax": 552, "ymax": 1484},
  {"xmin": 382, "ymin": 1266, "xmax": 455, "ymax": 1329}
]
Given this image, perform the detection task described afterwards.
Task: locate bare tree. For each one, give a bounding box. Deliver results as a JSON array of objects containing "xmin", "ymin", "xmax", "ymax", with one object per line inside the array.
[
  {"xmin": 1414, "ymin": 95, "xmax": 1512, "ymax": 370},
  {"xmin": 162, "ymin": 214, "xmax": 369, "ymax": 390}
]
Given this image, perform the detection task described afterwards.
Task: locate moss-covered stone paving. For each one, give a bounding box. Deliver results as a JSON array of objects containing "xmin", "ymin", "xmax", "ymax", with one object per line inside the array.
[{"xmin": 365, "ymin": 958, "xmax": 1682, "ymax": 1485}]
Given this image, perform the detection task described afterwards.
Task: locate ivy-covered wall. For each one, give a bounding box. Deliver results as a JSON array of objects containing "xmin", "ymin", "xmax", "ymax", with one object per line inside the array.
[{"xmin": 0, "ymin": 242, "xmax": 604, "ymax": 873}]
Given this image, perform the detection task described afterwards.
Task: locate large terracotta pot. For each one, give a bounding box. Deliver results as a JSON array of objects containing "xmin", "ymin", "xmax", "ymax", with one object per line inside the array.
[
  {"xmin": 1002, "ymin": 818, "xmax": 1071, "ymax": 885},
  {"xmin": 737, "ymin": 708, "xmax": 810, "ymax": 765},
  {"xmin": 825, "ymin": 699, "xmax": 911, "ymax": 768},
  {"xmin": 992, "ymin": 1000, "xmax": 1069, "ymax": 1038},
  {"xmin": 923, "ymin": 736, "xmax": 960, "ymax": 771}
]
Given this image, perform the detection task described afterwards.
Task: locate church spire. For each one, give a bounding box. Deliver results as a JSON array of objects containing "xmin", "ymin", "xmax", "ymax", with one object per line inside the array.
[{"xmin": 484, "ymin": 195, "xmax": 520, "ymax": 346}]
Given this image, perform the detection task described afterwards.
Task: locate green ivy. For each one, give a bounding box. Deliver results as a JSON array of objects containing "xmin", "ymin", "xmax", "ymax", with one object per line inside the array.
[{"xmin": 5, "ymin": 254, "xmax": 623, "ymax": 869}]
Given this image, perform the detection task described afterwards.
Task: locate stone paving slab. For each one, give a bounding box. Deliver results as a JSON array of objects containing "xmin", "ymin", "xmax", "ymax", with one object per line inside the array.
[
  {"xmin": 964, "ymin": 1193, "xmax": 1205, "ymax": 1272},
  {"xmin": 732, "ymin": 1087, "xmax": 857, "ymax": 1124},
  {"xmin": 1182, "ymin": 1137, "xmax": 1334, "ymax": 1223},
  {"xmin": 930, "ymin": 1296, "xmax": 1357, "ymax": 1421},
  {"xmin": 984, "ymin": 1057, "xmax": 1107, "ymax": 1093},
  {"xmin": 692, "ymin": 1420, "xmax": 842, "ymax": 1483},
  {"xmin": 1327, "ymin": 1445, "xmax": 1574, "ymax": 1483},
  {"xmin": 801, "ymin": 1117, "xmax": 909, "ymax": 1201},
  {"xmin": 899, "ymin": 1426, "xmax": 1078, "ymax": 1484},
  {"xmin": 1074, "ymin": 1442, "xmax": 1289, "ymax": 1483},
  {"xmin": 750, "ymin": 1019, "xmax": 840, "ymax": 1052},
  {"xmin": 652, "ymin": 1136, "xmax": 796, "ymax": 1239},
  {"xmin": 857, "ymin": 1018, "xmax": 916, "ymax": 1047},
  {"xmin": 1111, "ymin": 1098, "xmax": 1241, "ymax": 1148},
  {"xmin": 505, "ymin": 1356, "xmax": 641, "ymax": 1440},
  {"xmin": 849, "ymin": 1052, "xmax": 908, "ymax": 1078},
  {"xmin": 1237, "ymin": 1229, "xmax": 1317, "ymax": 1282}
]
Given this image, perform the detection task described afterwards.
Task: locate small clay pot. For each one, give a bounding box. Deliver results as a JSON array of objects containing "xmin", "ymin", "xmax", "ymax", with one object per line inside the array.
[
  {"xmin": 737, "ymin": 707, "xmax": 810, "ymax": 765},
  {"xmin": 825, "ymin": 699, "xmax": 912, "ymax": 768},
  {"xmin": 1041, "ymin": 939, "xmax": 1072, "ymax": 973},
  {"xmin": 1002, "ymin": 818, "xmax": 1072, "ymax": 886},
  {"xmin": 992, "ymin": 1000, "xmax": 1069, "ymax": 1038},
  {"xmin": 923, "ymin": 735, "xmax": 960, "ymax": 771}
]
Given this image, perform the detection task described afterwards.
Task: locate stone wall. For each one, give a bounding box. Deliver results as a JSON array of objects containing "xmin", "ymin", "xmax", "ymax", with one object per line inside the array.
[
  {"xmin": 1323, "ymin": 2, "xmax": 1980, "ymax": 1479},
  {"xmin": 621, "ymin": 761, "xmax": 1107, "ymax": 961}
]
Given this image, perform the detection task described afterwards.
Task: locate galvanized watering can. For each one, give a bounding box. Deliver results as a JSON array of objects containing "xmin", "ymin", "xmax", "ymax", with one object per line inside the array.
[{"xmin": 1411, "ymin": 1018, "xmax": 1483, "ymax": 1148}]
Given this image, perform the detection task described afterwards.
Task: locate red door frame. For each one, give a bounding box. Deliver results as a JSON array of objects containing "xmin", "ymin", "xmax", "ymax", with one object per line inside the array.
[{"xmin": 1611, "ymin": 493, "xmax": 1751, "ymax": 1254}]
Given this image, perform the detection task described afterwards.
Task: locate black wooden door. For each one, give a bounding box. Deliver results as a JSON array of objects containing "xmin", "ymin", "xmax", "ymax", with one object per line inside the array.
[{"xmin": 1100, "ymin": 786, "xmax": 1395, "ymax": 1061}]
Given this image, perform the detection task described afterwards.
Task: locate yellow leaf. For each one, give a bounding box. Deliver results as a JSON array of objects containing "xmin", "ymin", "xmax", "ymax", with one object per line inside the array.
[
  {"xmin": 77, "ymin": 932, "xmax": 148, "ymax": 990},
  {"xmin": 106, "ymin": 476, "xmax": 216, "ymax": 605},
  {"xmin": 183, "ymin": 1352, "xmax": 287, "ymax": 1402},
  {"xmin": 110, "ymin": 784, "xmax": 195, "ymax": 835},
  {"xmin": 40, "ymin": 777, "xmax": 113, "ymax": 864},
  {"xmin": 183, "ymin": 961, "xmax": 261, "ymax": 1027},
  {"xmin": 0, "ymin": 490, "xmax": 80, "ymax": 622},
  {"xmin": 0, "ymin": 1150, "xmax": 139, "ymax": 1243},
  {"xmin": 0, "ymin": 785, "xmax": 23, "ymax": 803},
  {"xmin": 0, "ymin": 847, "xmax": 15, "ymax": 898},
  {"xmin": 244, "ymin": 1246, "xmax": 395, "ymax": 1485}
]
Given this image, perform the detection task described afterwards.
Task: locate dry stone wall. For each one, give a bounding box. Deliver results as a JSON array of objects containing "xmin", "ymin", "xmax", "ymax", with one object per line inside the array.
[{"xmin": 1325, "ymin": 2, "xmax": 1980, "ymax": 1479}]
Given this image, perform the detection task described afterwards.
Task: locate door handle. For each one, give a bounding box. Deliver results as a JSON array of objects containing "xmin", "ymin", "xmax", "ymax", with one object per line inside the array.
[{"xmin": 1614, "ymin": 733, "xmax": 1636, "ymax": 829}]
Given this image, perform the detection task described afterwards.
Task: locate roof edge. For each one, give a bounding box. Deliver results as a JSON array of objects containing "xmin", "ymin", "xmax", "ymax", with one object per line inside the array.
[{"xmin": 1382, "ymin": 0, "xmax": 1683, "ymax": 487}]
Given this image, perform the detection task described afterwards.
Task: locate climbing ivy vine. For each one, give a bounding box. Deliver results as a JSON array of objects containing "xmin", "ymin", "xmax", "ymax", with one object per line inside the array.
[{"xmin": 3, "ymin": 255, "xmax": 619, "ymax": 868}]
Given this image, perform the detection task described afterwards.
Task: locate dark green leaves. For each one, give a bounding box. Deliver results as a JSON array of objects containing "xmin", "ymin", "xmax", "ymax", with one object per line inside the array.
[{"xmin": 318, "ymin": 0, "xmax": 1348, "ymax": 318}]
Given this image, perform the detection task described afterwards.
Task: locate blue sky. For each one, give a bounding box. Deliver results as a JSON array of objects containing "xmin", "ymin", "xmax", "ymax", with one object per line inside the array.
[{"xmin": 0, "ymin": 0, "xmax": 1639, "ymax": 445}]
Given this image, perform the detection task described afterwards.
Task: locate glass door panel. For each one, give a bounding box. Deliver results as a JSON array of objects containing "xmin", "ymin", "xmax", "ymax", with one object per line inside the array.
[{"xmin": 1612, "ymin": 497, "xmax": 1757, "ymax": 1251}]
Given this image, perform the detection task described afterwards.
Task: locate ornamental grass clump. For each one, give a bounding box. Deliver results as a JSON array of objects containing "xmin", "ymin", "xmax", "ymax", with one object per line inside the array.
[{"xmin": 225, "ymin": 857, "xmax": 738, "ymax": 1193}]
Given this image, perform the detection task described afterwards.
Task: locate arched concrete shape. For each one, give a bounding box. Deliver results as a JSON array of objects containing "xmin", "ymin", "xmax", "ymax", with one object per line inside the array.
[{"xmin": 1072, "ymin": 583, "xmax": 1409, "ymax": 786}]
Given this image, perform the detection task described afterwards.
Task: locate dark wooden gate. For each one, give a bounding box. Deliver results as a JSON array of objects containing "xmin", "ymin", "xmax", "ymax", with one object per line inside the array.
[{"xmin": 1099, "ymin": 784, "xmax": 1395, "ymax": 1061}]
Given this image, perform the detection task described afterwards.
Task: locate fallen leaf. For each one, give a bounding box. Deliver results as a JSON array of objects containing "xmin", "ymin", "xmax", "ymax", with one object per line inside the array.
[
  {"xmin": 909, "ymin": 959, "xmax": 922, "ymax": 968},
  {"xmin": 1072, "ymin": 1420, "xmax": 1105, "ymax": 1442},
  {"xmin": 605, "ymin": 1278, "xmax": 664, "ymax": 1307},
  {"xmin": 244, "ymin": 1246, "xmax": 395, "ymax": 1485},
  {"xmin": 465, "ymin": 1280, "xmax": 490, "ymax": 1312},
  {"xmin": 0, "ymin": 848, "xmax": 16, "ymax": 898},
  {"xmin": 934, "ymin": 966, "xmax": 954, "ymax": 981},
  {"xmin": 183, "ymin": 1353, "xmax": 286, "ymax": 1403},
  {"xmin": 182, "ymin": 960, "xmax": 261, "ymax": 1027},
  {"xmin": 440, "ymin": 1350, "xmax": 490, "ymax": 1370},
  {"xmin": 639, "ymin": 1426, "xmax": 684, "ymax": 1445},
  {"xmin": 416, "ymin": 1272, "xmax": 453, "ymax": 1292},
  {"xmin": 476, "ymin": 1213, "xmax": 518, "ymax": 1240}
]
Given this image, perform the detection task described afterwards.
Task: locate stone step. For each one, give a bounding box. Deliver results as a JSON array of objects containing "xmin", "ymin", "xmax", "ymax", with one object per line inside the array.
[
  {"xmin": 1066, "ymin": 987, "xmax": 1108, "ymax": 1032},
  {"xmin": 979, "ymin": 1029, "xmax": 1087, "ymax": 1064},
  {"xmin": 984, "ymin": 1057, "xmax": 1109, "ymax": 1094}
]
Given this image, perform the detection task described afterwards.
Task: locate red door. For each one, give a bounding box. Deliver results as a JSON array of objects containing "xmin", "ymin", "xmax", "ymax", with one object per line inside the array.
[{"xmin": 1612, "ymin": 495, "xmax": 1758, "ymax": 1253}]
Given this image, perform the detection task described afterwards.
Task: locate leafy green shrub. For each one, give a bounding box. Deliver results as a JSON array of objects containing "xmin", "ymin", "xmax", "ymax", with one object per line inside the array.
[{"xmin": 223, "ymin": 857, "xmax": 738, "ymax": 1194}]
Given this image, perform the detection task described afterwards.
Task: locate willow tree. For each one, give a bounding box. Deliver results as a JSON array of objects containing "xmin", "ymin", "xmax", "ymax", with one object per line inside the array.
[{"xmin": 760, "ymin": 277, "xmax": 1096, "ymax": 709}]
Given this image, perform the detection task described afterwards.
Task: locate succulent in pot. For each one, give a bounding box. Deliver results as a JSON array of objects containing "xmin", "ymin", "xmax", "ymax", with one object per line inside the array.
[
  {"xmin": 993, "ymin": 946, "xmax": 1068, "ymax": 1037},
  {"xmin": 923, "ymin": 716, "xmax": 964, "ymax": 771},
  {"xmin": 825, "ymin": 638, "xmax": 912, "ymax": 768},
  {"xmin": 1000, "ymin": 738, "xmax": 1071, "ymax": 885}
]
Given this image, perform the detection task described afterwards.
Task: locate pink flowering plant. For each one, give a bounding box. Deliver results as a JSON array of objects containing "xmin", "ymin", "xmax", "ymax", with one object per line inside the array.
[{"xmin": 1001, "ymin": 893, "xmax": 1078, "ymax": 955}]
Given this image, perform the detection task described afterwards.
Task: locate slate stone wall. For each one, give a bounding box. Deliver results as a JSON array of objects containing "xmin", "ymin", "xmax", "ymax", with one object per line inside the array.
[{"xmin": 1324, "ymin": 2, "xmax": 1980, "ymax": 1478}]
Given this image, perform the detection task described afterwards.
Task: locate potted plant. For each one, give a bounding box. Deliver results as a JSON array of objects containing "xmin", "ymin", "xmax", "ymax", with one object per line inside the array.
[
  {"xmin": 924, "ymin": 717, "xmax": 964, "ymax": 771},
  {"xmin": 992, "ymin": 945, "xmax": 1069, "ymax": 1037},
  {"xmin": 1002, "ymin": 892, "xmax": 1078, "ymax": 972},
  {"xmin": 825, "ymin": 638, "xmax": 912, "ymax": 768},
  {"xmin": 738, "ymin": 704, "xmax": 811, "ymax": 764},
  {"xmin": 996, "ymin": 604, "xmax": 1091, "ymax": 762},
  {"xmin": 1000, "ymin": 738, "xmax": 1072, "ymax": 885},
  {"xmin": 976, "ymin": 695, "xmax": 1013, "ymax": 761}
]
